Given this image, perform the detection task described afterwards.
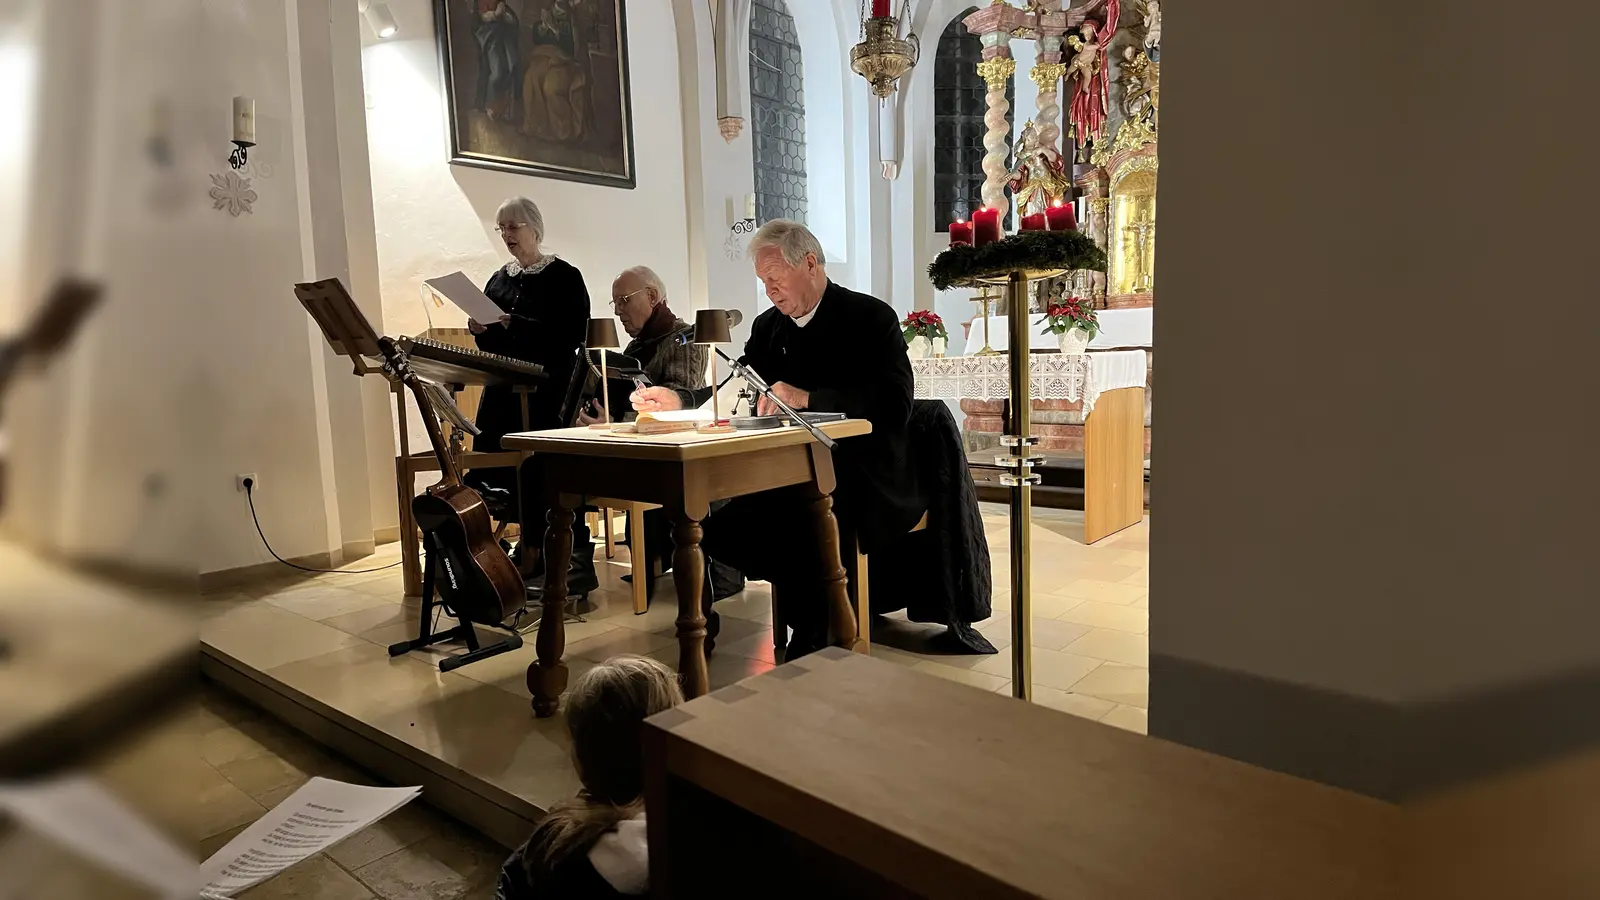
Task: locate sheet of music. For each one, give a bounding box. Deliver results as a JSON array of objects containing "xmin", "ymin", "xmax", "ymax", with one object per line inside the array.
[{"xmin": 423, "ymin": 271, "xmax": 505, "ymax": 324}]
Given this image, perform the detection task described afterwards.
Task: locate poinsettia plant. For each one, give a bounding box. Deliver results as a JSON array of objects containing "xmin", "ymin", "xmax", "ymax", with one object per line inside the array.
[
  {"xmin": 1041, "ymin": 294, "xmax": 1099, "ymax": 341},
  {"xmin": 901, "ymin": 309, "xmax": 948, "ymax": 343}
]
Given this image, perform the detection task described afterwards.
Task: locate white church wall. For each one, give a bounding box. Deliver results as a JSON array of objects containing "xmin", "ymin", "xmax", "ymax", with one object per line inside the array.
[
  {"xmin": 0, "ymin": 15, "xmax": 36, "ymax": 335},
  {"xmin": 362, "ymin": 0, "xmax": 693, "ymax": 447},
  {"xmin": 193, "ymin": 0, "xmax": 372, "ymax": 575},
  {"xmin": 1, "ymin": 0, "xmax": 382, "ymax": 576}
]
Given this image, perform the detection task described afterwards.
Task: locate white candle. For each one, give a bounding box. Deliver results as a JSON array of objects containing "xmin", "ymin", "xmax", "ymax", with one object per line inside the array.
[
  {"xmin": 744, "ymin": 193, "xmax": 755, "ymax": 219},
  {"xmin": 232, "ymin": 96, "xmax": 256, "ymax": 146}
]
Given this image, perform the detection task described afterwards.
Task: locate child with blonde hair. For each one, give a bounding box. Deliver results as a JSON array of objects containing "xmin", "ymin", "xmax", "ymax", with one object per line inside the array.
[{"xmin": 497, "ymin": 654, "xmax": 683, "ymax": 899}]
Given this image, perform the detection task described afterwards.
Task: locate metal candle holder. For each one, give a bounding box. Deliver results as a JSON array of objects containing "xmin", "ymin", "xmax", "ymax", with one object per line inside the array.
[{"xmin": 961, "ymin": 265, "xmax": 1066, "ymax": 701}]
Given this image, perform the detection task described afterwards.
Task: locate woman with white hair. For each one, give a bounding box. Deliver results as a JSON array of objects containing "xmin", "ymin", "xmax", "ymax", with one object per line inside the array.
[{"xmin": 466, "ymin": 196, "xmax": 593, "ymax": 580}]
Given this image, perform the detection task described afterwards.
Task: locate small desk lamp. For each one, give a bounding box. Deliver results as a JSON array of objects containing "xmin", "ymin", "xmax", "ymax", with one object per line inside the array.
[
  {"xmin": 586, "ymin": 317, "xmax": 621, "ymax": 429},
  {"xmin": 694, "ymin": 309, "xmax": 736, "ymax": 434}
]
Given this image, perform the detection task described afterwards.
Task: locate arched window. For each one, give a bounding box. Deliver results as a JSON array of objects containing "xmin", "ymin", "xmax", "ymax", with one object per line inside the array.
[
  {"xmin": 932, "ymin": 8, "xmax": 1010, "ymax": 231},
  {"xmin": 748, "ymin": 0, "xmax": 807, "ymax": 224}
]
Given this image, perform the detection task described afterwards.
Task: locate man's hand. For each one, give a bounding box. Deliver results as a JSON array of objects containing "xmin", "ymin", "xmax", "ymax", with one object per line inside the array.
[
  {"xmin": 757, "ymin": 382, "xmax": 809, "ymax": 417},
  {"xmin": 575, "ymin": 401, "xmax": 605, "ymax": 426},
  {"xmin": 631, "ymin": 386, "xmax": 682, "ymax": 413},
  {"xmin": 467, "ymin": 318, "xmax": 487, "ymax": 334}
]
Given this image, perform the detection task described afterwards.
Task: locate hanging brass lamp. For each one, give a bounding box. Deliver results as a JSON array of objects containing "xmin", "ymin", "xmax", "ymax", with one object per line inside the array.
[{"xmin": 850, "ymin": 1, "xmax": 920, "ymax": 99}]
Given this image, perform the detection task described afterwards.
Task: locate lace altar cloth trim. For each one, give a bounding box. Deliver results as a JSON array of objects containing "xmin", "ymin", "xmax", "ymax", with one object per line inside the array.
[{"xmin": 912, "ymin": 350, "xmax": 1147, "ymax": 415}]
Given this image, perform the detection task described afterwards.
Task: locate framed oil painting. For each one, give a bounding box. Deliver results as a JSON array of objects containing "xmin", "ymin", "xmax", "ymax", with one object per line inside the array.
[{"xmin": 435, "ymin": 0, "xmax": 636, "ymax": 188}]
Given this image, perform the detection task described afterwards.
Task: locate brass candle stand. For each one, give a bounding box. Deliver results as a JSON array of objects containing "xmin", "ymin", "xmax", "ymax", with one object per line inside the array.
[{"xmin": 956, "ymin": 265, "xmax": 1066, "ymax": 701}]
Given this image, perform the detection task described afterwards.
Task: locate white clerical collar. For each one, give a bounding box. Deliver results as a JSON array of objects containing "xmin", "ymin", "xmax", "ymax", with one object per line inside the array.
[{"xmin": 791, "ymin": 294, "xmax": 822, "ymax": 328}]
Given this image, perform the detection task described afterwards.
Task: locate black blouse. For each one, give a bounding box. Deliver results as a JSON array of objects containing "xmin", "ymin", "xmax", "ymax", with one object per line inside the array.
[{"xmin": 472, "ymin": 257, "xmax": 590, "ymax": 448}]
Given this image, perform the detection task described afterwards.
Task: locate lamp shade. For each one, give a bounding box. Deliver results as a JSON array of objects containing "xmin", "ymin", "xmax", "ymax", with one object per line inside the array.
[
  {"xmin": 693, "ymin": 309, "xmax": 734, "ymax": 344},
  {"xmin": 585, "ymin": 317, "xmax": 620, "ymax": 350}
]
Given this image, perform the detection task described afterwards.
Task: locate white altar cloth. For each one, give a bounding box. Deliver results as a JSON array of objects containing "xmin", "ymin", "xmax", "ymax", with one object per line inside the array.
[
  {"xmin": 970, "ymin": 308, "xmax": 1152, "ymax": 352},
  {"xmin": 911, "ymin": 350, "xmax": 1147, "ymax": 415}
]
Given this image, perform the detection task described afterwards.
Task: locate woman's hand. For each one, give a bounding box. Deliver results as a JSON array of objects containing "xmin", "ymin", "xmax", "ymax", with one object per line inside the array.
[
  {"xmin": 467, "ymin": 318, "xmax": 487, "ymax": 334},
  {"xmin": 630, "ymin": 387, "xmax": 682, "ymax": 414}
]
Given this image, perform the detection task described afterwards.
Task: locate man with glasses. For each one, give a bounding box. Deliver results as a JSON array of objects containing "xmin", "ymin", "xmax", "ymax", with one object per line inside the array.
[
  {"xmin": 577, "ymin": 266, "xmax": 707, "ymax": 424},
  {"xmin": 583, "ymin": 267, "xmax": 741, "ymax": 629}
]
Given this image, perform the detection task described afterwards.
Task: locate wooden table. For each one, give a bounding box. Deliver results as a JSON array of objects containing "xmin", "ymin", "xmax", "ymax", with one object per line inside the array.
[
  {"xmin": 502, "ymin": 420, "xmax": 872, "ymax": 717},
  {"xmin": 643, "ymin": 650, "xmax": 1397, "ymax": 899}
]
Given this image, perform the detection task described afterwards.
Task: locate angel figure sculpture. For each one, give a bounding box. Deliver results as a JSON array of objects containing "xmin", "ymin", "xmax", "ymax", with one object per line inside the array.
[
  {"xmin": 1120, "ymin": 46, "xmax": 1155, "ymax": 125},
  {"xmin": 1139, "ymin": 0, "xmax": 1161, "ymax": 53},
  {"xmin": 1004, "ymin": 120, "xmax": 1072, "ymax": 216},
  {"xmin": 1065, "ymin": 1, "xmax": 1119, "ymax": 150}
]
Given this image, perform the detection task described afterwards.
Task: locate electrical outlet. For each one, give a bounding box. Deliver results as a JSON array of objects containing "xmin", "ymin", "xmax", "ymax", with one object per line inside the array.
[{"xmin": 236, "ymin": 473, "xmax": 259, "ymax": 493}]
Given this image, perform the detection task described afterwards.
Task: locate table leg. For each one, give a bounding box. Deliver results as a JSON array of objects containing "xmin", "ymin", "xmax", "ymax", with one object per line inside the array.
[
  {"xmin": 528, "ymin": 497, "xmax": 575, "ymax": 717},
  {"xmin": 803, "ymin": 474, "xmax": 859, "ymax": 654},
  {"xmin": 630, "ymin": 504, "xmax": 648, "ymax": 616},
  {"xmin": 603, "ymin": 507, "xmax": 616, "ymax": 559},
  {"xmin": 396, "ymin": 458, "xmax": 421, "ymax": 597},
  {"xmin": 671, "ymin": 516, "xmax": 709, "ymax": 698}
]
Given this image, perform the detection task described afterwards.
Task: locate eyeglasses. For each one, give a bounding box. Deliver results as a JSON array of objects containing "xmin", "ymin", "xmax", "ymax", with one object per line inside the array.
[
  {"xmin": 610, "ymin": 287, "xmax": 649, "ymax": 309},
  {"xmin": 495, "ymin": 222, "xmax": 527, "ymax": 234}
]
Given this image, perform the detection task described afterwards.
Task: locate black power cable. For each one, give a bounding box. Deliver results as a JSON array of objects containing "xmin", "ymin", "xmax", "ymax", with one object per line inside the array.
[{"xmin": 243, "ymin": 478, "xmax": 403, "ymax": 575}]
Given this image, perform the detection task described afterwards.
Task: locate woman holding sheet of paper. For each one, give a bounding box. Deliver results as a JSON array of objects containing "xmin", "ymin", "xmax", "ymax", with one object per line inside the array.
[
  {"xmin": 468, "ymin": 196, "xmax": 590, "ymax": 446},
  {"xmin": 464, "ymin": 197, "xmax": 591, "ymax": 579}
]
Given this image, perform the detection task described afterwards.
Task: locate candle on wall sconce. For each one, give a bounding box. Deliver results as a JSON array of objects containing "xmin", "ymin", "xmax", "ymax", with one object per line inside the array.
[
  {"xmin": 745, "ymin": 193, "xmax": 756, "ymax": 220},
  {"xmin": 230, "ymin": 96, "xmax": 256, "ymax": 170}
]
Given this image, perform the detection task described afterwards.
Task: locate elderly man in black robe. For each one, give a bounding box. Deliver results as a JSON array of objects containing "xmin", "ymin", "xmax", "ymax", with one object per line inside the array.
[{"xmin": 631, "ymin": 220, "xmax": 925, "ymax": 659}]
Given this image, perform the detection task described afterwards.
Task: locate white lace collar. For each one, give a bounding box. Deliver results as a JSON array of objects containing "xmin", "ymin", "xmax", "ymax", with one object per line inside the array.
[{"xmin": 505, "ymin": 254, "xmax": 556, "ymax": 277}]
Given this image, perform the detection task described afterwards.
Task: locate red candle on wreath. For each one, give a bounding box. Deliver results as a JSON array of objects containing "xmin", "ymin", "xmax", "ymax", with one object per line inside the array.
[
  {"xmin": 1046, "ymin": 201, "xmax": 1077, "ymax": 231},
  {"xmin": 971, "ymin": 207, "xmax": 1001, "ymax": 246},
  {"xmin": 948, "ymin": 219, "xmax": 972, "ymax": 246},
  {"xmin": 1019, "ymin": 212, "xmax": 1047, "ymax": 231},
  {"xmin": 871, "ymin": 0, "xmax": 891, "ymax": 17}
]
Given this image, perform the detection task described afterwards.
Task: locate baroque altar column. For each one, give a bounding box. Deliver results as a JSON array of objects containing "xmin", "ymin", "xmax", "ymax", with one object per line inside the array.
[
  {"xmin": 963, "ymin": 4, "xmax": 1029, "ymax": 222},
  {"xmin": 1029, "ymin": 1, "xmax": 1068, "ymax": 157}
]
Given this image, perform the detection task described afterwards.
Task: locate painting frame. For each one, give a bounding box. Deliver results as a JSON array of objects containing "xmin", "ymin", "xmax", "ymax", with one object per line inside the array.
[{"xmin": 434, "ymin": 0, "xmax": 637, "ymax": 190}]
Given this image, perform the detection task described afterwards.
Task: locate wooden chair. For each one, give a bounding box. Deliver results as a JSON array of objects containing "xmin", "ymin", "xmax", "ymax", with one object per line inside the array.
[
  {"xmin": 588, "ymin": 497, "xmax": 660, "ymax": 616},
  {"xmin": 770, "ymin": 511, "xmax": 928, "ymax": 657}
]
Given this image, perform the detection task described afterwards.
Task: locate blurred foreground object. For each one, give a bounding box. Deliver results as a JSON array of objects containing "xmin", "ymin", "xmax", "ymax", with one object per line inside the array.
[
  {"xmin": 0, "ymin": 540, "xmax": 192, "ymax": 778},
  {"xmin": 0, "ymin": 278, "xmax": 100, "ymax": 516},
  {"xmin": 0, "ymin": 276, "xmax": 100, "ymax": 419}
]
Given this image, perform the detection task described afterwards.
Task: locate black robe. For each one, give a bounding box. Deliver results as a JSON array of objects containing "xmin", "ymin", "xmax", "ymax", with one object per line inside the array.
[
  {"xmin": 698, "ymin": 281, "xmax": 925, "ymax": 590},
  {"xmin": 471, "ymin": 258, "xmax": 590, "ymax": 449}
]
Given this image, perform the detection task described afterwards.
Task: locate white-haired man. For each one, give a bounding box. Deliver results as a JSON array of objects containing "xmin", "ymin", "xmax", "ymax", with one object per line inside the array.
[
  {"xmin": 631, "ymin": 220, "xmax": 924, "ymax": 660},
  {"xmin": 578, "ymin": 266, "xmax": 707, "ymax": 424}
]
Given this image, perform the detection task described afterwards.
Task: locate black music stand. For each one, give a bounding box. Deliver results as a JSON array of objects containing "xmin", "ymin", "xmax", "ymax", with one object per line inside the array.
[
  {"xmin": 297, "ymin": 277, "xmax": 529, "ymax": 672},
  {"xmin": 294, "ymin": 278, "xmax": 386, "ymax": 376}
]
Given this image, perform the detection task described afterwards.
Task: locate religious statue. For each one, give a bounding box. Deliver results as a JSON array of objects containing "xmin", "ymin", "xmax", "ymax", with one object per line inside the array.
[
  {"xmin": 1138, "ymin": 0, "xmax": 1161, "ymax": 56},
  {"xmin": 1119, "ymin": 205, "xmax": 1156, "ymax": 293},
  {"xmin": 1004, "ymin": 120, "xmax": 1073, "ymax": 216},
  {"xmin": 1065, "ymin": 1, "xmax": 1120, "ymax": 152},
  {"xmin": 1120, "ymin": 46, "xmax": 1156, "ymax": 126}
]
